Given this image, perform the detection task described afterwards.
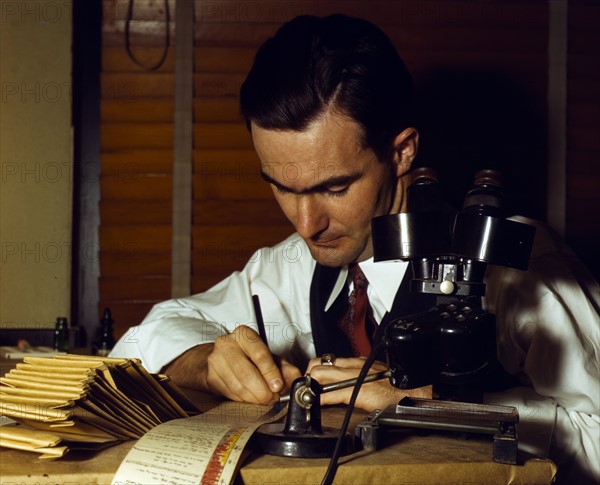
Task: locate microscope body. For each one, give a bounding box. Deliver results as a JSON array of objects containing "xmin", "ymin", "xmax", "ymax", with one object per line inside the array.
[
  {"xmin": 384, "ymin": 299, "xmax": 496, "ymax": 399},
  {"xmin": 372, "ymin": 168, "xmax": 535, "ymax": 400}
]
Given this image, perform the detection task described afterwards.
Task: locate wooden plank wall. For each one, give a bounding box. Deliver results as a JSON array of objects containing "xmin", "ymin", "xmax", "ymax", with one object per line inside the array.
[
  {"xmin": 100, "ymin": 0, "xmax": 598, "ymax": 337},
  {"xmin": 101, "ymin": 0, "xmax": 176, "ymax": 334}
]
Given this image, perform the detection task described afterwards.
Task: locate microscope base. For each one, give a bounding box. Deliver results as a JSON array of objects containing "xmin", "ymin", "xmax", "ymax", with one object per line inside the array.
[
  {"xmin": 355, "ymin": 397, "xmax": 519, "ymax": 464},
  {"xmin": 254, "ymin": 422, "xmax": 353, "ymax": 458}
]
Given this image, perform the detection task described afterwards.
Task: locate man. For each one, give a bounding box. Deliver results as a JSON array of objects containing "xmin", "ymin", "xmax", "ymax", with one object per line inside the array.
[{"xmin": 111, "ymin": 14, "xmax": 599, "ymax": 483}]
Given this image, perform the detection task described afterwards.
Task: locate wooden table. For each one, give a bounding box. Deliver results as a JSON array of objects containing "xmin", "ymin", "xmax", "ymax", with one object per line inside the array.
[
  {"xmin": 0, "ymin": 359, "xmax": 557, "ymax": 484},
  {"xmin": 0, "ymin": 431, "xmax": 557, "ymax": 485}
]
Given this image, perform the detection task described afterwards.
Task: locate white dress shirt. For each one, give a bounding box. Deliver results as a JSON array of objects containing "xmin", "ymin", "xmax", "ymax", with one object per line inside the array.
[{"xmin": 111, "ymin": 217, "xmax": 599, "ymax": 483}]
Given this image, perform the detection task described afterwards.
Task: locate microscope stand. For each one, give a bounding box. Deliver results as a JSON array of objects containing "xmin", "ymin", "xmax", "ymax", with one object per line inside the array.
[{"xmin": 355, "ymin": 397, "xmax": 519, "ymax": 464}]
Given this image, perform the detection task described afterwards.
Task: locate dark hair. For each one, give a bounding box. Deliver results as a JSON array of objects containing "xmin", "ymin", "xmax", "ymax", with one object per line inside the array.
[{"xmin": 240, "ymin": 14, "xmax": 414, "ymax": 162}]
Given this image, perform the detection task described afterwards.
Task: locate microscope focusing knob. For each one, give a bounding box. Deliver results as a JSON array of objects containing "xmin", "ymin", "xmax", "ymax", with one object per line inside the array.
[{"xmin": 440, "ymin": 280, "xmax": 455, "ymax": 294}]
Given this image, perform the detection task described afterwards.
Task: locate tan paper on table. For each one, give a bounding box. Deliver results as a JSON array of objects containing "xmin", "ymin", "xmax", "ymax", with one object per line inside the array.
[
  {"xmin": 0, "ymin": 354, "xmax": 200, "ymax": 458},
  {"xmin": 111, "ymin": 401, "xmax": 287, "ymax": 485}
]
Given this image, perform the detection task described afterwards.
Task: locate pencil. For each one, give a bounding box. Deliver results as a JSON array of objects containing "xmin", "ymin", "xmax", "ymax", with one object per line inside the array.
[{"xmin": 252, "ymin": 294, "xmax": 269, "ymax": 348}]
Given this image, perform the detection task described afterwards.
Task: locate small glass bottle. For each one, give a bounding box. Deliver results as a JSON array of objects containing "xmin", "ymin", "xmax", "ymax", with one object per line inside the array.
[
  {"xmin": 54, "ymin": 317, "xmax": 69, "ymax": 353},
  {"xmin": 92, "ymin": 308, "xmax": 116, "ymax": 357}
]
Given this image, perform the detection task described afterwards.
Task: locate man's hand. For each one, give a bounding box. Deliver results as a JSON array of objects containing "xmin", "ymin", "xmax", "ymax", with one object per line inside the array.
[
  {"xmin": 164, "ymin": 325, "xmax": 301, "ymax": 404},
  {"xmin": 306, "ymin": 356, "xmax": 432, "ymax": 411}
]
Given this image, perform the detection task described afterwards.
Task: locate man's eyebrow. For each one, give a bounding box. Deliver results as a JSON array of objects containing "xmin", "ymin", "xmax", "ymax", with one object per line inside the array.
[{"xmin": 259, "ymin": 170, "xmax": 362, "ymax": 195}]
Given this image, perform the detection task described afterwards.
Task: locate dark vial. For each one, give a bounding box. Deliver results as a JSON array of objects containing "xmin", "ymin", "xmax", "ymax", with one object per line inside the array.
[
  {"xmin": 54, "ymin": 317, "xmax": 69, "ymax": 353},
  {"xmin": 92, "ymin": 308, "xmax": 116, "ymax": 357}
]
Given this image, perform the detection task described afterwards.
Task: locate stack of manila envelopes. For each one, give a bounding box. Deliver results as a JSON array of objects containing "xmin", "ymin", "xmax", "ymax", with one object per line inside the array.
[{"xmin": 0, "ymin": 354, "xmax": 200, "ymax": 459}]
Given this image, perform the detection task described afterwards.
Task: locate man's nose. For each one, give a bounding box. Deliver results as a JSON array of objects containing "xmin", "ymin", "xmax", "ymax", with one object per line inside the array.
[{"xmin": 295, "ymin": 195, "xmax": 328, "ymax": 239}]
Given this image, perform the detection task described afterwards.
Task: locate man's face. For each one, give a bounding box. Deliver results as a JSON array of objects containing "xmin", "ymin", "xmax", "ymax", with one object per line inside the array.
[{"xmin": 252, "ymin": 111, "xmax": 411, "ymax": 267}]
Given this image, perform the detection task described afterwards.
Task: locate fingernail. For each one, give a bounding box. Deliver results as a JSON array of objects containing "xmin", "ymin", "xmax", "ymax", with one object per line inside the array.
[{"xmin": 269, "ymin": 378, "xmax": 283, "ymax": 392}]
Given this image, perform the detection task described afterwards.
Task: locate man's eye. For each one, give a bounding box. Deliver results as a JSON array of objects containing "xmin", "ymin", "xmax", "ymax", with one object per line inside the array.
[
  {"xmin": 273, "ymin": 184, "xmax": 291, "ymax": 195},
  {"xmin": 326, "ymin": 186, "xmax": 349, "ymax": 197}
]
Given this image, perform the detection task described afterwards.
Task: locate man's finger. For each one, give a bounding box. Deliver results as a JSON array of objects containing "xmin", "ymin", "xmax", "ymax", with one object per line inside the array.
[
  {"xmin": 308, "ymin": 365, "xmax": 355, "ymax": 385},
  {"xmin": 233, "ymin": 326, "xmax": 285, "ymax": 393},
  {"xmin": 280, "ymin": 360, "xmax": 302, "ymax": 391},
  {"xmin": 306, "ymin": 356, "xmax": 367, "ymax": 372},
  {"xmin": 210, "ymin": 355, "xmax": 276, "ymax": 403},
  {"xmin": 307, "ymin": 357, "xmax": 390, "ymax": 376},
  {"xmin": 210, "ymin": 330, "xmax": 277, "ymax": 403}
]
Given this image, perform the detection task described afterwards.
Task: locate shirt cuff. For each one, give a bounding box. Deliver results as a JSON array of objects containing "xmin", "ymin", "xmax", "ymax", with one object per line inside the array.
[{"xmin": 110, "ymin": 317, "xmax": 227, "ymax": 373}]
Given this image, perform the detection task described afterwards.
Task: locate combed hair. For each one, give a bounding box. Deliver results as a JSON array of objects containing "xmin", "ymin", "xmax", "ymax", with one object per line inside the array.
[{"xmin": 240, "ymin": 14, "xmax": 414, "ymax": 162}]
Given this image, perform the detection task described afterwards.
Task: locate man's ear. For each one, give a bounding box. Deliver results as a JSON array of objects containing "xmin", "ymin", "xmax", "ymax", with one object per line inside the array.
[{"xmin": 392, "ymin": 127, "xmax": 419, "ymax": 177}]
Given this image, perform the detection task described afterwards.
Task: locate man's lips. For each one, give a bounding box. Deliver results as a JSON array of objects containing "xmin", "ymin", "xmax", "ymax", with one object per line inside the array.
[{"xmin": 311, "ymin": 237, "xmax": 343, "ymax": 248}]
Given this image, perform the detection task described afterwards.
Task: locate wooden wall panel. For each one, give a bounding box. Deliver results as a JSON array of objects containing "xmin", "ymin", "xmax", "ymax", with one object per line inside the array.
[
  {"xmin": 102, "ymin": 99, "xmax": 173, "ymax": 122},
  {"xmin": 101, "ymin": 200, "xmax": 172, "ymax": 224},
  {"xmin": 99, "ymin": 0, "xmax": 598, "ymax": 338},
  {"xmin": 101, "ymin": 0, "xmax": 175, "ymax": 335},
  {"xmin": 102, "ymin": 47, "xmax": 174, "ymax": 71},
  {"xmin": 100, "ymin": 252, "xmax": 170, "ymax": 276},
  {"xmin": 100, "ymin": 174, "xmax": 172, "ymax": 200},
  {"xmin": 102, "ymin": 123, "xmax": 173, "ymax": 150},
  {"xmin": 101, "ymin": 149, "xmax": 173, "ymax": 172},
  {"xmin": 100, "ymin": 276, "xmax": 170, "ymax": 301},
  {"xmin": 193, "ymin": 200, "xmax": 289, "ymax": 226}
]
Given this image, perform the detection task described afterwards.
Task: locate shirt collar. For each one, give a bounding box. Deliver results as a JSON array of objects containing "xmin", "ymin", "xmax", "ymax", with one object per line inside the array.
[{"xmin": 324, "ymin": 258, "xmax": 409, "ymax": 313}]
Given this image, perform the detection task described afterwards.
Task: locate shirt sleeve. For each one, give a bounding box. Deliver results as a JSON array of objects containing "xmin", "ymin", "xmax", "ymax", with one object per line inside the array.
[
  {"xmin": 484, "ymin": 217, "xmax": 600, "ymax": 483},
  {"xmin": 110, "ymin": 234, "xmax": 316, "ymax": 373}
]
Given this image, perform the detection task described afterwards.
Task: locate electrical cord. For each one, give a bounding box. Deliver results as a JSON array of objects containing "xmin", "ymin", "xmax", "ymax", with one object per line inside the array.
[
  {"xmin": 125, "ymin": 0, "xmax": 170, "ymax": 71},
  {"xmin": 320, "ymin": 342, "xmax": 386, "ymax": 485}
]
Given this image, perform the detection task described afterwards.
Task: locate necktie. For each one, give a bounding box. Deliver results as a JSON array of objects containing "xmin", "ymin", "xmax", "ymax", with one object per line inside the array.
[{"xmin": 338, "ymin": 263, "xmax": 374, "ymax": 357}]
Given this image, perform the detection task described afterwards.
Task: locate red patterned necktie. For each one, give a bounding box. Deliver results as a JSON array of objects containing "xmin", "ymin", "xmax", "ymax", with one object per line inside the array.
[{"xmin": 338, "ymin": 263, "xmax": 374, "ymax": 357}]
